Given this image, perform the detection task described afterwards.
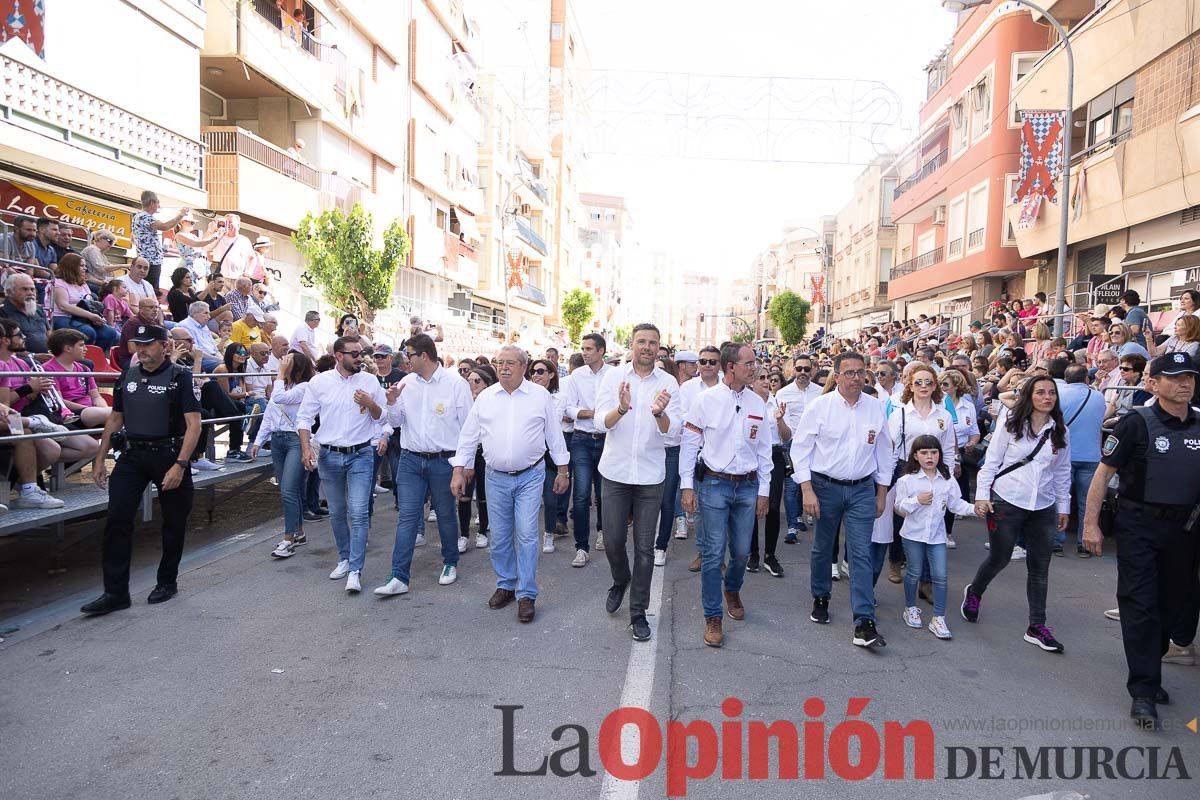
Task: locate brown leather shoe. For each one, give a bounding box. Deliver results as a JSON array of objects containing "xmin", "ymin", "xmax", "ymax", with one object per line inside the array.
[
  {"xmin": 887, "ymin": 560, "xmax": 903, "ymax": 584},
  {"xmin": 918, "ymin": 581, "xmax": 933, "ymax": 604},
  {"xmin": 703, "ymin": 617, "xmax": 723, "ymax": 647},
  {"xmin": 724, "ymin": 591, "xmax": 745, "ymax": 620},
  {"xmin": 517, "ymin": 597, "xmax": 536, "ymax": 623},
  {"xmin": 688, "ymin": 555, "xmax": 702, "ymax": 572},
  {"xmin": 488, "ymin": 588, "xmax": 516, "ymax": 609}
]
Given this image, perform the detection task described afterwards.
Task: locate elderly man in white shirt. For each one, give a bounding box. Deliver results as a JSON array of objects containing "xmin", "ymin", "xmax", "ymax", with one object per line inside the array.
[
  {"xmin": 790, "ymin": 351, "xmax": 893, "ymax": 649},
  {"xmin": 594, "ymin": 323, "xmax": 680, "ymax": 642},
  {"xmin": 372, "ymin": 333, "xmax": 473, "ymax": 597},
  {"xmin": 290, "ymin": 310, "xmax": 320, "ymax": 361},
  {"xmin": 680, "ymin": 343, "xmax": 773, "ymax": 649},
  {"xmin": 296, "ymin": 335, "xmax": 386, "ymax": 593},
  {"xmin": 451, "ymin": 345, "xmax": 569, "ymax": 624},
  {"xmin": 774, "ymin": 353, "xmax": 822, "ymax": 542},
  {"xmin": 177, "ymin": 301, "xmax": 223, "ymax": 372},
  {"xmin": 560, "ymin": 332, "xmax": 613, "ymax": 564}
]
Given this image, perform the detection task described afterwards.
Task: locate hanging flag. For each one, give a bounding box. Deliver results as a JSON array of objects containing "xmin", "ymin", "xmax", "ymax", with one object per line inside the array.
[
  {"xmin": 506, "ymin": 251, "xmax": 523, "ymax": 289},
  {"xmin": 1015, "ymin": 110, "xmax": 1065, "ymax": 207},
  {"xmin": 1017, "ymin": 191, "xmax": 1043, "ymax": 231},
  {"xmin": 1071, "ymin": 165, "xmax": 1087, "ymax": 223},
  {"xmin": 809, "ymin": 274, "xmax": 825, "ymax": 306},
  {"xmin": 2, "ymin": 0, "xmax": 46, "ymax": 58}
]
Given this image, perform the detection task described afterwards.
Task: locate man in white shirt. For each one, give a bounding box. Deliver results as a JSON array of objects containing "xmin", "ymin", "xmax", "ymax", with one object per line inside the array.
[
  {"xmin": 290, "ymin": 310, "xmax": 320, "ymax": 361},
  {"xmin": 674, "ymin": 350, "xmax": 699, "ymax": 384},
  {"xmin": 678, "ymin": 346, "xmax": 722, "ymax": 417},
  {"xmin": 451, "ymin": 345, "xmax": 569, "ymax": 624},
  {"xmin": 243, "ymin": 342, "xmax": 273, "ymax": 442},
  {"xmin": 594, "ymin": 323, "xmax": 680, "ymax": 642},
  {"xmin": 560, "ymin": 332, "xmax": 612, "ymax": 565},
  {"xmin": 680, "ymin": 343, "xmax": 772, "ymax": 649},
  {"xmin": 296, "ymin": 335, "xmax": 386, "ymax": 593},
  {"xmin": 264, "ymin": 335, "xmax": 290, "ymax": 397},
  {"xmin": 122, "ymin": 258, "xmax": 158, "ymax": 303},
  {"xmin": 775, "ymin": 353, "xmax": 823, "ymax": 542},
  {"xmin": 873, "ymin": 360, "xmax": 904, "ymax": 406},
  {"xmin": 177, "ymin": 301, "xmax": 223, "ymax": 372},
  {"xmin": 372, "ymin": 334, "xmax": 473, "ymax": 597},
  {"xmin": 790, "ymin": 351, "xmax": 893, "ymax": 649}
]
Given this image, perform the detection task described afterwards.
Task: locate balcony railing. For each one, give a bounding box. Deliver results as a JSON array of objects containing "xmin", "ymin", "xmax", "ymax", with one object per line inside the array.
[
  {"xmin": 948, "ymin": 237, "xmax": 963, "ymax": 257},
  {"xmin": 202, "ymin": 127, "xmax": 320, "ymax": 189},
  {"xmin": 894, "ymin": 150, "xmax": 948, "ymax": 200},
  {"xmin": 251, "ymin": 0, "xmax": 321, "ymax": 58},
  {"xmin": 516, "ymin": 283, "xmax": 547, "ymax": 305},
  {"xmin": 320, "ymin": 172, "xmax": 362, "ymax": 213},
  {"xmin": 514, "ymin": 217, "xmax": 548, "ymax": 255},
  {"xmin": 967, "ymin": 228, "xmax": 985, "ymax": 249},
  {"xmin": 529, "ymin": 181, "xmax": 550, "ymax": 205},
  {"xmin": 892, "ymin": 246, "xmax": 944, "ymax": 277}
]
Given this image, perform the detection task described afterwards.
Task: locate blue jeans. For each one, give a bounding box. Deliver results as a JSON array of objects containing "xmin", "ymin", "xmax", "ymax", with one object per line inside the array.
[
  {"xmin": 783, "ymin": 476, "xmax": 802, "ymax": 529},
  {"xmin": 557, "ymin": 432, "xmax": 572, "ymax": 525},
  {"xmin": 390, "ymin": 452, "xmax": 459, "ymax": 582},
  {"xmin": 697, "ymin": 475, "xmax": 758, "ymax": 619},
  {"xmin": 542, "ymin": 462, "xmax": 559, "ymax": 533},
  {"xmin": 244, "ymin": 396, "xmax": 268, "ymax": 442},
  {"xmin": 52, "ymin": 315, "xmax": 119, "ymax": 350},
  {"xmin": 270, "ymin": 431, "xmax": 304, "ymax": 535},
  {"xmin": 570, "ymin": 433, "xmax": 605, "ymax": 550},
  {"xmin": 870, "ymin": 541, "xmax": 890, "ymax": 587},
  {"xmin": 654, "ymin": 445, "xmax": 682, "ymax": 551},
  {"xmin": 809, "ymin": 475, "xmax": 878, "ymax": 623},
  {"xmin": 902, "ymin": 538, "xmax": 948, "ymax": 616},
  {"xmin": 318, "ymin": 445, "xmax": 374, "ymax": 572},
  {"xmin": 487, "ymin": 465, "xmax": 544, "ymax": 599},
  {"xmin": 1056, "ymin": 460, "xmax": 1098, "ymax": 549}
]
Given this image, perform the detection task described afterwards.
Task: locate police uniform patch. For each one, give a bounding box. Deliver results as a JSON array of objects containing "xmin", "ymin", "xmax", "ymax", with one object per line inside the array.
[
  {"xmin": 1154, "ymin": 435, "xmax": 1170, "ymax": 453},
  {"xmin": 1102, "ymin": 435, "xmax": 1119, "ymax": 457},
  {"xmin": 126, "ymin": 381, "xmax": 138, "ymax": 394}
]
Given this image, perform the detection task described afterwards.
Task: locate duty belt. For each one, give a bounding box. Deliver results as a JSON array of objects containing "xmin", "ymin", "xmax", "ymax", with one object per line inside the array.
[
  {"xmin": 1117, "ymin": 497, "xmax": 1193, "ymax": 522},
  {"xmin": 124, "ymin": 438, "xmax": 181, "ymax": 451}
]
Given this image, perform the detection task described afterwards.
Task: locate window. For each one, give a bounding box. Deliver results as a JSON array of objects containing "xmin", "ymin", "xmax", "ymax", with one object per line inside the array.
[
  {"xmin": 971, "ymin": 75, "xmax": 992, "ymax": 142},
  {"xmin": 879, "ymin": 248, "xmax": 893, "ymax": 281},
  {"xmin": 551, "ymin": 22, "xmax": 563, "ymax": 40},
  {"xmin": 917, "ymin": 231, "xmax": 936, "ymax": 256},
  {"xmin": 947, "ymin": 195, "xmax": 967, "ymax": 259},
  {"xmin": 880, "ymin": 178, "xmax": 897, "ymax": 223},
  {"xmin": 1010, "ymin": 53, "xmax": 1042, "ymax": 126},
  {"xmin": 951, "ymin": 98, "xmax": 969, "ymax": 157},
  {"xmin": 1003, "ymin": 175, "xmax": 1019, "ymax": 246},
  {"xmin": 1086, "ymin": 76, "xmax": 1135, "ymax": 148},
  {"xmin": 967, "ymin": 183, "xmax": 988, "ymax": 252}
]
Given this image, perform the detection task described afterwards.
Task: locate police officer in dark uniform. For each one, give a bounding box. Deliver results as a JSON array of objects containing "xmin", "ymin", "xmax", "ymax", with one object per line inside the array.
[
  {"xmin": 80, "ymin": 323, "xmax": 203, "ymax": 617},
  {"xmin": 1083, "ymin": 352, "xmax": 1200, "ymax": 729}
]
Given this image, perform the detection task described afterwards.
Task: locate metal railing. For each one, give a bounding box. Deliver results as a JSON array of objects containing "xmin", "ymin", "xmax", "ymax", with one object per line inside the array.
[
  {"xmin": 948, "ymin": 237, "xmax": 963, "ymax": 257},
  {"xmin": 967, "ymin": 228, "xmax": 985, "ymax": 249},
  {"xmin": 202, "ymin": 127, "xmax": 320, "ymax": 189},
  {"xmin": 894, "ymin": 150, "xmax": 948, "ymax": 200},
  {"xmin": 892, "ymin": 246, "xmax": 944, "ymax": 277},
  {"xmin": 513, "ymin": 217, "xmax": 548, "ymax": 255},
  {"xmin": 251, "ymin": 0, "xmax": 322, "ymax": 58}
]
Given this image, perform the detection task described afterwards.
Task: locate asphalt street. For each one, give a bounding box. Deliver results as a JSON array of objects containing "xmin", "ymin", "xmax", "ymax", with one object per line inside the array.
[{"xmin": 2, "ymin": 493, "xmax": 1198, "ymax": 800}]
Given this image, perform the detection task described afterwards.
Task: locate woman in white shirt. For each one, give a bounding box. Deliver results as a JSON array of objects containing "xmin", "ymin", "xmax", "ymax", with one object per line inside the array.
[
  {"xmin": 249, "ymin": 352, "xmax": 314, "ymax": 559},
  {"xmin": 940, "ymin": 369, "xmax": 981, "ymax": 547},
  {"xmin": 457, "ymin": 365, "xmax": 497, "ymax": 550},
  {"xmin": 965, "ymin": 374, "xmax": 1071, "ymax": 654},
  {"xmin": 1152, "ymin": 314, "xmax": 1200, "ymax": 359},
  {"xmin": 530, "ymin": 358, "xmax": 566, "ymax": 555}
]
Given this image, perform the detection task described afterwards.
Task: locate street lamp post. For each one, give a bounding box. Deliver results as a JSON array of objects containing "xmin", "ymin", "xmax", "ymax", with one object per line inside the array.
[{"xmin": 943, "ymin": 0, "xmax": 1075, "ymax": 336}]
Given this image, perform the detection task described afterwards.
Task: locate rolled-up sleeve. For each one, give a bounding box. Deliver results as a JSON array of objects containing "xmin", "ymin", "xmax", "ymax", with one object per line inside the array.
[
  {"xmin": 451, "ymin": 400, "xmax": 482, "ymax": 468},
  {"xmin": 295, "ymin": 380, "xmax": 320, "ymax": 433},
  {"xmin": 592, "ymin": 370, "xmax": 618, "ymax": 433}
]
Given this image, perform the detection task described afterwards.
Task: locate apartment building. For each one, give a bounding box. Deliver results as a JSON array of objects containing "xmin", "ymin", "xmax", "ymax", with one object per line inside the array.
[
  {"xmin": 579, "ymin": 193, "xmax": 634, "ymax": 336},
  {"xmin": 680, "ymin": 274, "xmax": 723, "ymax": 348},
  {"xmin": 831, "ymin": 157, "xmax": 899, "ymax": 335},
  {"xmin": 1009, "ymin": 0, "xmax": 1200, "ymax": 313},
  {"xmin": 888, "ymin": 2, "xmax": 1047, "ymax": 323},
  {"xmin": 648, "ymin": 252, "xmax": 686, "ymax": 345}
]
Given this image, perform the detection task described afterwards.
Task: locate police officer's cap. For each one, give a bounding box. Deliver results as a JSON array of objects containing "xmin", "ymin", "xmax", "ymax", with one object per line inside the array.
[
  {"xmin": 1148, "ymin": 352, "xmax": 1199, "ymax": 378},
  {"xmin": 130, "ymin": 324, "xmax": 169, "ymax": 343}
]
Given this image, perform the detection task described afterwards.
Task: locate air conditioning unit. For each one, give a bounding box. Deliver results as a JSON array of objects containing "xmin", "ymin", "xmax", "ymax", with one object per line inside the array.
[{"xmin": 932, "ymin": 206, "xmax": 947, "ymax": 225}]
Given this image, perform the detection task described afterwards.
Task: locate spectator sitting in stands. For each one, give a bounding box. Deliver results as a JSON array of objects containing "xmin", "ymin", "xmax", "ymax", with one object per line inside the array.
[
  {"xmin": 32, "ymin": 217, "xmax": 60, "ymax": 272},
  {"xmin": 121, "ymin": 257, "xmax": 158, "ymax": 305},
  {"xmin": 216, "ymin": 318, "xmax": 234, "ymax": 355},
  {"xmin": 45, "ymin": 328, "xmax": 112, "ymax": 428},
  {"xmin": 80, "ymin": 229, "xmax": 119, "ymax": 292},
  {"xmin": 167, "ymin": 267, "xmax": 201, "ymax": 324},
  {"xmin": 261, "ymin": 312, "xmax": 278, "ymax": 341},
  {"xmin": 1104, "ymin": 354, "xmax": 1150, "ymax": 428},
  {"xmin": 224, "ymin": 277, "xmax": 263, "ymax": 322},
  {"xmin": 116, "ymin": 297, "xmax": 169, "ymax": 369},
  {"xmin": 1, "ymin": 215, "xmax": 37, "ymax": 277},
  {"xmin": 50, "ymin": 253, "xmax": 120, "ymax": 350},
  {"xmin": 54, "ymin": 226, "xmax": 77, "ymax": 262},
  {"xmin": 230, "ymin": 306, "xmax": 265, "ymax": 348},
  {"xmin": 178, "ymin": 301, "xmax": 224, "ymax": 373},
  {"xmin": 253, "ymin": 283, "xmax": 280, "ymax": 313},
  {"xmin": 244, "ymin": 342, "xmax": 273, "ymax": 442},
  {"xmin": 197, "ymin": 273, "xmax": 234, "ymax": 326},
  {"xmin": 100, "ymin": 279, "xmax": 133, "ymax": 328},
  {"xmin": 0, "ymin": 272, "xmax": 51, "ymax": 354},
  {"xmin": 212, "ymin": 342, "xmax": 256, "ymax": 462}
]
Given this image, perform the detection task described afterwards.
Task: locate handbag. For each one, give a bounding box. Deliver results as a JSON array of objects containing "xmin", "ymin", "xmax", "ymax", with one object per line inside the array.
[{"xmin": 77, "ymin": 293, "xmax": 105, "ymax": 317}]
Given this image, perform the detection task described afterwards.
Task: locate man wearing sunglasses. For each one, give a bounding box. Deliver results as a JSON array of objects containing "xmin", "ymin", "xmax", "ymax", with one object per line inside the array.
[
  {"xmin": 873, "ymin": 361, "xmax": 903, "ymax": 403},
  {"xmin": 677, "ymin": 345, "xmax": 723, "ymax": 564},
  {"xmin": 775, "ymin": 354, "xmax": 822, "ymax": 544},
  {"xmin": 560, "ymin": 333, "xmax": 612, "ymax": 566},
  {"xmin": 296, "ymin": 335, "xmax": 387, "ymax": 594}
]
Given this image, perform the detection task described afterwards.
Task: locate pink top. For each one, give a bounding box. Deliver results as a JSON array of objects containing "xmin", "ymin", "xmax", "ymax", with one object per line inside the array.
[
  {"xmin": 103, "ymin": 293, "xmax": 133, "ymax": 326},
  {"xmin": 52, "ymin": 279, "xmax": 92, "ymax": 317},
  {"xmin": 47, "ymin": 358, "xmax": 97, "ymax": 407},
  {"xmin": 0, "ymin": 355, "xmax": 31, "ymax": 412}
]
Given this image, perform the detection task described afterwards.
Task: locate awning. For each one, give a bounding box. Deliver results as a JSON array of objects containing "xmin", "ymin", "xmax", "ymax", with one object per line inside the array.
[
  {"xmin": 455, "ymin": 210, "xmax": 481, "ymax": 244},
  {"xmin": 1121, "ymin": 238, "xmax": 1200, "ymax": 271}
]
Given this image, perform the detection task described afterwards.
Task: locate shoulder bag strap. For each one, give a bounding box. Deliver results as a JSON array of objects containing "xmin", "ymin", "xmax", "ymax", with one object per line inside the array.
[
  {"xmin": 1063, "ymin": 389, "xmax": 1092, "ymax": 429},
  {"xmin": 993, "ymin": 428, "xmax": 1052, "ymax": 483}
]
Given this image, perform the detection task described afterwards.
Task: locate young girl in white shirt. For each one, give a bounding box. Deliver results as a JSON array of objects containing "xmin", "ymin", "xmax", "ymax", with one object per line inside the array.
[{"xmin": 894, "ymin": 434, "xmax": 981, "ymax": 640}]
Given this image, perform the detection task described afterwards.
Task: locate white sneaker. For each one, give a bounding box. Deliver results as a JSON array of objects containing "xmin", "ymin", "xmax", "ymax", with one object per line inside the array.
[
  {"xmin": 329, "ymin": 559, "xmax": 350, "ymax": 580},
  {"xmin": 374, "ymin": 484, "xmax": 388, "ymax": 495},
  {"xmin": 438, "ymin": 565, "xmax": 457, "ymax": 585},
  {"xmin": 475, "ymin": 533, "xmax": 489, "ymax": 549},
  {"xmin": 1011, "ymin": 545, "xmax": 1027, "ymax": 561},
  {"xmin": 595, "ymin": 533, "xmax": 605, "ymax": 551},
  {"xmin": 654, "ymin": 549, "xmax": 667, "ymax": 567},
  {"xmin": 271, "ymin": 540, "xmax": 295, "ymax": 559},
  {"xmin": 345, "ymin": 571, "xmax": 362, "ymax": 593},
  {"xmin": 1103, "ymin": 608, "xmax": 1121, "ymax": 621},
  {"xmin": 542, "ymin": 534, "xmax": 555, "ymax": 554},
  {"xmin": 831, "ymin": 563, "xmax": 840, "ymax": 581},
  {"xmin": 414, "ymin": 533, "xmax": 427, "ymax": 547},
  {"xmin": 946, "ymin": 536, "xmax": 957, "ymax": 550},
  {"xmin": 572, "ymin": 549, "xmax": 588, "ymax": 568},
  {"xmin": 26, "ymin": 414, "xmax": 67, "ymax": 434},
  {"xmin": 984, "ymin": 541, "xmax": 990, "ymax": 550},
  {"xmin": 457, "ymin": 536, "xmax": 468, "ymax": 554},
  {"xmin": 903, "ymin": 606, "xmax": 923, "ymax": 628},
  {"xmin": 673, "ymin": 517, "xmax": 688, "ymax": 539},
  {"xmin": 929, "ymin": 616, "xmax": 952, "ymax": 639},
  {"xmin": 0, "ymin": 503, "xmax": 7, "ymax": 515},
  {"xmin": 11, "ymin": 487, "xmax": 65, "ymax": 509},
  {"xmin": 374, "ymin": 577, "xmax": 409, "ymax": 596},
  {"xmin": 193, "ymin": 458, "xmax": 222, "ymax": 471},
  {"xmin": 428, "ymin": 508, "xmax": 438, "ymax": 522}
]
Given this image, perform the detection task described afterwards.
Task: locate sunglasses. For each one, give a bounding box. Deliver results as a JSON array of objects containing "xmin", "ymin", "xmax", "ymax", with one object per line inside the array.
[
  {"xmin": 1119, "ymin": 366, "xmax": 1138, "ymax": 372},
  {"xmin": 698, "ymin": 358, "xmax": 718, "ymax": 366},
  {"xmin": 373, "ymin": 353, "xmax": 390, "ymax": 359},
  {"xmin": 531, "ymin": 368, "xmax": 550, "ymax": 376},
  {"xmin": 339, "ymin": 350, "xmax": 364, "ymax": 358},
  {"xmin": 469, "ymin": 376, "xmax": 484, "ymax": 384},
  {"xmin": 458, "ymin": 366, "xmax": 471, "ymax": 374},
  {"xmin": 912, "ymin": 379, "xmax": 935, "ymax": 387},
  {"xmin": 794, "ymin": 366, "xmax": 812, "ymax": 373}
]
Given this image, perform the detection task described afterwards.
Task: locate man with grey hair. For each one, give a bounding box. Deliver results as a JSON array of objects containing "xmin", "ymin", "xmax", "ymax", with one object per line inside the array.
[
  {"xmin": 0, "ymin": 272, "xmax": 51, "ymax": 353},
  {"xmin": 291, "ymin": 310, "xmax": 320, "ymax": 361},
  {"xmin": 178, "ymin": 301, "xmax": 222, "ymax": 371},
  {"xmin": 225, "ymin": 276, "xmax": 263, "ymax": 322},
  {"xmin": 451, "ymin": 344, "xmax": 569, "ymax": 624}
]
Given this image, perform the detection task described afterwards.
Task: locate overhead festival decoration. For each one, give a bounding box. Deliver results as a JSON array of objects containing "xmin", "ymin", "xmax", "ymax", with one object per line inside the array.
[
  {"xmin": 2, "ymin": 0, "xmax": 46, "ymax": 58},
  {"xmin": 809, "ymin": 274, "xmax": 825, "ymax": 306},
  {"xmin": 1014, "ymin": 110, "xmax": 1065, "ymax": 230}
]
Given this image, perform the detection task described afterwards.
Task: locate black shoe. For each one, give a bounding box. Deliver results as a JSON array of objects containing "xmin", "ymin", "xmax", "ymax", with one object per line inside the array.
[
  {"xmin": 147, "ymin": 584, "xmax": 177, "ymax": 604},
  {"xmin": 1052, "ymin": 546, "xmax": 1064, "ymax": 557},
  {"xmin": 1130, "ymin": 698, "xmax": 1159, "ymax": 729},
  {"xmin": 630, "ymin": 616, "xmax": 651, "ymax": 642},
  {"xmin": 80, "ymin": 593, "xmax": 131, "ymax": 617},
  {"xmin": 746, "ymin": 555, "xmax": 760, "ymax": 573},
  {"xmin": 1077, "ymin": 545, "xmax": 1092, "ymax": 559},
  {"xmin": 853, "ymin": 618, "xmax": 886, "ymax": 648},
  {"xmin": 605, "ymin": 583, "xmax": 627, "ymax": 615},
  {"xmin": 303, "ymin": 511, "xmax": 322, "ymax": 521},
  {"xmin": 1154, "ymin": 687, "xmax": 1170, "ymax": 705},
  {"xmin": 763, "ymin": 555, "xmax": 784, "ymax": 577},
  {"xmin": 810, "ymin": 596, "xmax": 830, "ymax": 625}
]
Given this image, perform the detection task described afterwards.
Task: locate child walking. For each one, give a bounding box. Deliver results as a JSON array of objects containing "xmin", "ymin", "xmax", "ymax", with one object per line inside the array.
[{"xmin": 894, "ymin": 435, "xmax": 982, "ymax": 639}]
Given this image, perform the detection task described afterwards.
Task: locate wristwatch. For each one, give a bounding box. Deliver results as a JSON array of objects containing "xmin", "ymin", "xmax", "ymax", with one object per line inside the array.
[{"xmin": 174, "ymin": 460, "xmax": 190, "ymax": 470}]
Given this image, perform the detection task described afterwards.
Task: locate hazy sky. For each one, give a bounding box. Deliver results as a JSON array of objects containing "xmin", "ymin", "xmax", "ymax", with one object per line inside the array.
[{"xmin": 573, "ymin": 0, "xmax": 957, "ymax": 279}]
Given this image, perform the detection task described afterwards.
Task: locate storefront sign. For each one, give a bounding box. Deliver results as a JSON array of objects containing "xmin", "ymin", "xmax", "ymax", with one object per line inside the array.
[
  {"xmin": 0, "ymin": 179, "xmax": 133, "ymax": 247},
  {"xmin": 1089, "ymin": 273, "xmax": 1123, "ymax": 306}
]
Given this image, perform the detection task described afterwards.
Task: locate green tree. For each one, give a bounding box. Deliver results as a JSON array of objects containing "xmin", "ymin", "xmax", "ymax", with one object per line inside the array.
[
  {"xmin": 292, "ymin": 205, "xmax": 409, "ymax": 336},
  {"xmin": 560, "ymin": 288, "xmax": 595, "ymax": 347},
  {"xmin": 768, "ymin": 290, "xmax": 811, "ymax": 345},
  {"xmin": 732, "ymin": 331, "xmax": 754, "ymax": 344},
  {"xmin": 613, "ymin": 324, "xmax": 634, "ymax": 349}
]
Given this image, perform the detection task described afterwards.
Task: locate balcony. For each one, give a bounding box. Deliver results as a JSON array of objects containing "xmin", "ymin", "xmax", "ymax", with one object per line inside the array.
[
  {"xmin": 516, "ymin": 283, "xmax": 547, "ymax": 305},
  {"xmin": 514, "ymin": 217, "xmax": 548, "ymax": 256},
  {"xmin": 967, "ymin": 228, "xmax": 985, "ymax": 250},
  {"xmin": 250, "ymin": 0, "xmax": 321, "ymax": 58},
  {"xmin": 892, "ymin": 247, "xmax": 945, "ymax": 277},
  {"xmin": 319, "ymin": 172, "xmax": 363, "ymax": 215},
  {"xmin": 948, "ymin": 237, "xmax": 963, "ymax": 258},
  {"xmin": 894, "ymin": 150, "xmax": 947, "ymax": 200},
  {"xmin": 201, "ymin": 126, "xmax": 319, "ymax": 229}
]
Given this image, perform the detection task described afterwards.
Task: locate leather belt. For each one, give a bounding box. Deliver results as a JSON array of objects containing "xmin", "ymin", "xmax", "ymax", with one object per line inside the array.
[
  {"xmin": 493, "ymin": 462, "xmax": 539, "ymax": 477},
  {"xmin": 578, "ymin": 432, "xmax": 605, "ymax": 440},
  {"xmin": 813, "ymin": 471, "xmax": 873, "ymax": 487},
  {"xmin": 1117, "ymin": 497, "xmax": 1193, "ymax": 521},
  {"xmin": 406, "ymin": 450, "xmax": 455, "ymax": 459},
  {"xmin": 704, "ymin": 467, "xmax": 755, "ymax": 482},
  {"xmin": 322, "ymin": 441, "xmax": 371, "ymax": 454}
]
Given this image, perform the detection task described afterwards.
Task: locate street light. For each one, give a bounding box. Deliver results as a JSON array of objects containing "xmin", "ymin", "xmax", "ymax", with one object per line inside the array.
[{"xmin": 943, "ymin": 0, "xmax": 1075, "ymax": 336}]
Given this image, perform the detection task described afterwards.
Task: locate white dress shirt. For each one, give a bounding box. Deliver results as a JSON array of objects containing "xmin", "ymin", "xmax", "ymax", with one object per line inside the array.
[
  {"xmin": 179, "ymin": 316, "xmax": 219, "ymax": 359},
  {"xmin": 975, "ymin": 417, "xmax": 1072, "ymax": 513},
  {"xmin": 244, "ymin": 359, "xmax": 274, "ymax": 398},
  {"xmin": 289, "ymin": 323, "xmax": 317, "ymax": 357},
  {"xmin": 894, "ymin": 471, "xmax": 977, "ymax": 544},
  {"xmin": 122, "ymin": 275, "xmax": 156, "ymax": 301},
  {"xmin": 774, "ymin": 380, "xmax": 822, "ymax": 436},
  {"xmin": 950, "ymin": 395, "xmax": 980, "ymax": 449},
  {"xmin": 253, "ymin": 381, "xmax": 308, "ymax": 448},
  {"xmin": 383, "ymin": 365, "xmax": 472, "ymax": 453},
  {"xmin": 552, "ymin": 389, "xmax": 573, "ymax": 434},
  {"xmin": 789, "ymin": 389, "xmax": 892, "ymax": 486},
  {"xmin": 452, "ymin": 379, "xmax": 569, "ymax": 472},
  {"xmin": 561, "ymin": 362, "xmax": 611, "ymax": 434},
  {"xmin": 875, "ymin": 382, "xmax": 904, "ymax": 403},
  {"xmin": 295, "ymin": 368, "xmax": 386, "ymax": 447},
  {"xmin": 594, "ymin": 363, "xmax": 681, "ymax": 485},
  {"xmin": 679, "ymin": 382, "xmax": 773, "ymax": 496},
  {"xmin": 678, "ymin": 375, "xmax": 722, "ymax": 418},
  {"xmin": 887, "ymin": 401, "xmax": 958, "ymax": 475}
]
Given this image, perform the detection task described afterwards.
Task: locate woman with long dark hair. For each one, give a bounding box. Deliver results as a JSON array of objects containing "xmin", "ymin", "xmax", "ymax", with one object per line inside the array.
[
  {"xmin": 528, "ymin": 358, "xmax": 565, "ymax": 554},
  {"xmin": 457, "ymin": 365, "xmax": 496, "ymax": 548},
  {"xmin": 964, "ymin": 374, "xmax": 1071, "ymax": 653},
  {"xmin": 212, "ymin": 342, "xmax": 256, "ymax": 461}
]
